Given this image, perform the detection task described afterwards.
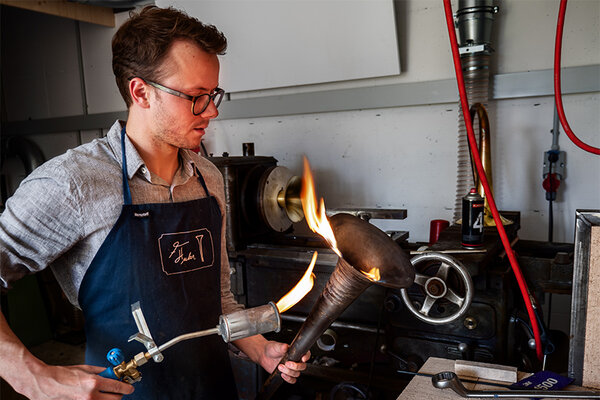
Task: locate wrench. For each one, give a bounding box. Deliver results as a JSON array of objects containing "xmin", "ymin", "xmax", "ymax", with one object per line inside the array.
[{"xmin": 432, "ymin": 371, "xmax": 600, "ymax": 399}]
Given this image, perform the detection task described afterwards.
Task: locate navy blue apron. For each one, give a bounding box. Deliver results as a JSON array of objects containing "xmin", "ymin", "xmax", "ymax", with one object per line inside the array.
[{"xmin": 78, "ymin": 128, "xmax": 238, "ymax": 399}]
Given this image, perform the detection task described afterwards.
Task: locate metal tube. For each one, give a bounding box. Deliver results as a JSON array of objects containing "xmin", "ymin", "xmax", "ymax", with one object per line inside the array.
[
  {"xmin": 257, "ymin": 257, "xmax": 371, "ymax": 399},
  {"xmin": 452, "ymin": 0, "xmax": 498, "ymax": 222},
  {"xmin": 279, "ymin": 257, "xmax": 371, "ymax": 362},
  {"xmin": 156, "ymin": 302, "xmax": 281, "ymax": 352},
  {"xmin": 432, "ymin": 371, "xmax": 600, "ymax": 399},
  {"xmin": 156, "ymin": 327, "xmax": 220, "ymax": 353},
  {"xmin": 257, "ymin": 213, "xmax": 415, "ymax": 399},
  {"xmin": 453, "ymin": 53, "xmax": 491, "ymax": 222},
  {"xmin": 552, "ymin": 105, "xmax": 561, "ymax": 150},
  {"xmin": 455, "ymin": 0, "xmax": 497, "ymax": 47},
  {"xmin": 409, "ymin": 249, "xmax": 487, "ymax": 255},
  {"xmin": 281, "ymin": 314, "xmax": 384, "ymax": 334},
  {"xmin": 470, "ymin": 103, "xmax": 492, "ymax": 199}
]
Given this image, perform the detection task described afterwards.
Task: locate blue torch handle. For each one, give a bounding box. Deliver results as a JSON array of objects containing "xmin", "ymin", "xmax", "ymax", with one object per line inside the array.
[
  {"xmin": 98, "ymin": 348, "xmax": 124, "ymax": 380},
  {"xmin": 99, "ymin": 367, "xmax": 119, "ymax": 380}
]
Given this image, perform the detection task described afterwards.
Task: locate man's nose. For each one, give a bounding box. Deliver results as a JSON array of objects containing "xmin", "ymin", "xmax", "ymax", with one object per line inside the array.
[{"xmin": 199, "ymin": 99, "xmax": 219, "ymax": 119}]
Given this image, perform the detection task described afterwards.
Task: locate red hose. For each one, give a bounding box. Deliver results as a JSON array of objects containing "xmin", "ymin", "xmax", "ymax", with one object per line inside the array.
[
  {"xmin": 554, "ymin": 0, "xmax": 600, "ymax": 155},
  {"xmin": 442, "ymin": 0, "xmax": 544, "ymax": 361}
]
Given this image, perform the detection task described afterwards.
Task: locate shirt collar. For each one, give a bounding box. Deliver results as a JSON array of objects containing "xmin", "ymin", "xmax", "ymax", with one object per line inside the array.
[
  {"xmin": 179, "ymin": 149, "xmax": 198, "ymax": 178},
  {"xmin": 107, "ymin": 120, "xmax": 146, "ymax": 180},
  {"xmin": 107, "ymin": 120, "xmax": 198, "ymax": 180}
]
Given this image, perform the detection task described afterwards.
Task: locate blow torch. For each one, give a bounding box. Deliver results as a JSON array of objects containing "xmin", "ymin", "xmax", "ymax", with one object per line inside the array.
[
  {"xmin": 101, "ymin": 250, "xmax": 317, "ymax": 383},
  {"xmin": 99, "ymin": 301, "xmax": 281, "ymax": 384}
]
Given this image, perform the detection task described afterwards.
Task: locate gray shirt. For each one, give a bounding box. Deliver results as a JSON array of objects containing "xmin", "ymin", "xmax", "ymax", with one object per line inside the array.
[{"xmin": 0, "ymin": 120, "xmax": 241, "ymax": 314}]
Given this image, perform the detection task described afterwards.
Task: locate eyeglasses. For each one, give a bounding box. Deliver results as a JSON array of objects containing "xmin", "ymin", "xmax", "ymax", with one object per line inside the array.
[{"xmin": 142, "ymin": 79, "xmax": 225, "ymax": 115}]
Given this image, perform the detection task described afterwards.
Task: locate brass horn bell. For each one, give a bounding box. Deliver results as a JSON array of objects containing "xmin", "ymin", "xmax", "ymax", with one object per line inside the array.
[{"xmin": 469, "ymin": 103, "xmax": 512, "ymax": 227}]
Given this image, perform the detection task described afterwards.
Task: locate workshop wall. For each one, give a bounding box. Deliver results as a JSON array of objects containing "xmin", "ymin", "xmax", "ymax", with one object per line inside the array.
[
  {"xmin": 204, "ymin": 0, "xmax": 600, "ymax": 243},
  {"xmin": 2, "ymin": 0, "xmax": 599, "ymax": 244}
]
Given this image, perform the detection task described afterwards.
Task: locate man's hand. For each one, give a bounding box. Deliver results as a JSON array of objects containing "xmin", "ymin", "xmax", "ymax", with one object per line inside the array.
[
  {"xmin": 260, "ymin": 341, "xmax": 311, "ymax": 384},
  {"xmin": 233, "ymin": 335, "xmax": 311, "ymax": 384},
  {"xmin": 18, "ymin": 363, "xmax": 134, "ymax": 400},
  {"xmin": 1, "ymin": 313, "xmax": 134, "ymax": 399}
]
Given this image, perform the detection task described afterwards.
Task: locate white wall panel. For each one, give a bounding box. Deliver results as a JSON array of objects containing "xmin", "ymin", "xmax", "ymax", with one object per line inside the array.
[
  {"xmin": 206, "ymin": 104, "xmax": 459, "ymax": 242},
  {"xmin": 494, "ymin": 0, "xmax": 600, "ymax": 73},
  {"xmin": 157, "ymin": 0, "xmax": 401, "ymax": 92},
  {"xmin": 206, "ymin": 91, "xmax": 600, "ymax": 243},
  {"xmin": 222, "ymin": 0, "xmax": 600, "ymax": 99},
  {"xmin": 79, "ymin": 11, "xmax": 130, "ymax": 114},
  {"xmin": 491, "ymin": 93, "xmax": 600, "ymax": 243}
]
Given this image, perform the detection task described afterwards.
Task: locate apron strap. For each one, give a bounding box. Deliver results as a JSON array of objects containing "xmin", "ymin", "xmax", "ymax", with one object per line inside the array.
[
  {"xmin": 120, "ymin": 126, "xmax": 133, "ymax": 205},
  {"xmin": 121, "ymin": 126, "xmax": 211, "ymax": 202},
  {"xmin": 194, "ymin": 167, "xmax": 211, "ymax": 198}
]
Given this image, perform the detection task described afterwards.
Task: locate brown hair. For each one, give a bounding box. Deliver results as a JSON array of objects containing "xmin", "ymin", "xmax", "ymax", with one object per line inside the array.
[{"xmin": 112, "ymin": 5, "xmax": 227, "ymax": 108}]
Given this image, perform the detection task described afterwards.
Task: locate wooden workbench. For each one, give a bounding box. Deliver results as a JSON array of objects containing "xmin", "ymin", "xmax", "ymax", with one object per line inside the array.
[{"xmin": 397, "ymin": 357, "xmax": 592, "ymax": 400}]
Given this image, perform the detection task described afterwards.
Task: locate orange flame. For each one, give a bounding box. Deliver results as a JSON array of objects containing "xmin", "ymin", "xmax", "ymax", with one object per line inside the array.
[
  {"xmin": 276, "ymin": 252, "xmax": 317, "ymax": 313},
  {"xmin": 301, "ymin": 157, "xmax": 342, "ymax": 258},
  {"xmin": 361, "ymin": 267, "xmax": 381, "ymax": 281}
]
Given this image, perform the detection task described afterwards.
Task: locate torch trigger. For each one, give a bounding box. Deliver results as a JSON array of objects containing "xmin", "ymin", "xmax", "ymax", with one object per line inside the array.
[
  {"xmin": 127, "ymin": 332, "xmax": 163, "ymax": 363},
  {"xmin": 130, "ymin": 302, "xmax": 164, "ymax": 362}
]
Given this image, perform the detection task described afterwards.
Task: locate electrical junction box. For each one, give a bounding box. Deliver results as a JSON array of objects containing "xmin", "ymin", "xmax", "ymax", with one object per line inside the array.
[{"xmin": 542, "ymin": 150, "xmax": 566, "ymax": 179}]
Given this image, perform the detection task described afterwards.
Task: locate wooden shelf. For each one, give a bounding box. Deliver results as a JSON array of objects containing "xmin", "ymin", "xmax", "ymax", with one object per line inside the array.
[{"xmin": 0, "ymin": 0, "xmax": 115, "ymax": 27}]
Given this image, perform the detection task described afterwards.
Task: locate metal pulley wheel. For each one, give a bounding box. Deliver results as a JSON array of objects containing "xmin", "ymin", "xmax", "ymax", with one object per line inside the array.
[
  {"xmin": 400, "ymin": 252, "xmax": 473, "ymax": 325},
  {"xmin": 258, "ymin": 166, "xmax": 304, "ymax": 232}
]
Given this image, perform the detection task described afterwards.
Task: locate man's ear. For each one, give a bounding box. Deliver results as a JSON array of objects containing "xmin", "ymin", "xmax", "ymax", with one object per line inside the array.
[{"xmin": 129, "ymin": 78, "xmax": 151, "ymax": 109}]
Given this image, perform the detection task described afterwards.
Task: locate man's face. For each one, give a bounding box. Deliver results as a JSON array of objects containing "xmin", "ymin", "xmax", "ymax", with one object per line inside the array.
[{"xmin": 149, "ymin": 40, "xmax": 221, "ymax": 150}]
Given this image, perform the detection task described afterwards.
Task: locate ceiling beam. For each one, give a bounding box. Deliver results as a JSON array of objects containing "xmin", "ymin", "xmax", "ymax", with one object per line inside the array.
[{"xmin": 0, "ymin": 0, "xmax": 115, "ymax": 27}]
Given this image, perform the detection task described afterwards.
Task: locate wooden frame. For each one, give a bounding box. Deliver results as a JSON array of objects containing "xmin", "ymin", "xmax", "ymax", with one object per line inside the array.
[
  {"xmin": 0, "ymin": 0, "xmax": 115, "ymax": 27},
  {"xmin": 569, "ymin": 210, "xmax": 600, "ymax": 387}
]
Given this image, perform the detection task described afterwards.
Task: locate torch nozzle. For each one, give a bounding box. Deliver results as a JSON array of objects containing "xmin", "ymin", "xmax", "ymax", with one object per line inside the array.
[
  {"xmin": 107, "ymin": 302, "xmax": 281, "ymax": 384},
  {"xmin": 218, "ymin": 301, "xmax": 281, "ymax": 342},
  {"xmin": 153, "ymin": 302, "xmax": 281, "ymax": 355}
]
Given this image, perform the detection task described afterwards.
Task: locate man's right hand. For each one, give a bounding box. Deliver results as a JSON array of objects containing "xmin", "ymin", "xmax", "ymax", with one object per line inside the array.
[
  {"xmin": 15, "ymin": 363, "xmax": 134, "ymax": 400},
  {"xmin": 1, "ymin": 312, "xmax": 134, "ymax": 399}
]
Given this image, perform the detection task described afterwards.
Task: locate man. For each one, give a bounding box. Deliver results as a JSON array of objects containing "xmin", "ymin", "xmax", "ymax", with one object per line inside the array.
[{"xmin": 0, "ymin": 6, "xmax": 308, "ymax": 399}]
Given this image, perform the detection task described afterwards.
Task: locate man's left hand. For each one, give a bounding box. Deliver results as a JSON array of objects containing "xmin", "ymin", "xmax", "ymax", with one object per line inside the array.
[{"xmin": 261, "ymin": 341, "xmax": 311, "ymax": 384}]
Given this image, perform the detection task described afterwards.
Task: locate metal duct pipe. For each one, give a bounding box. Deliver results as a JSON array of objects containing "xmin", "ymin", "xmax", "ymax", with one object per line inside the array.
[
  {"xmin": 454, "ymin": 54, "xmax": 491, "ymax": 221},
  {"xmin": 257, "ymin": 213, "xmax": 414, "ymax": 399},
  {"xmin": 455, "ymin": 0, "xmax": 497, "ymax": 47},
  {"xmin": 452, "ymin": 1, "xmax": 498, "ymax": 222},
  {"xmin": 4, "ymin": 137, "xmax": 46, "ymax": 175}
]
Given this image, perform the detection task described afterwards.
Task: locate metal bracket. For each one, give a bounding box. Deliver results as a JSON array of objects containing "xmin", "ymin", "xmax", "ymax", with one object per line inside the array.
[
  {"xmin": 458, "ymin": 44, "xmax": 489, "ymax": 55},
  {"xmin": 129, "ymin": 302, "xmax": 164, "ymax": 363},
  {"xmin": 543, "ymin": 150, "xmax": 566, "ymax": 180},
  {"xmin": 327, "ymin": 208, "xmax": 407, "ymax": 222}
]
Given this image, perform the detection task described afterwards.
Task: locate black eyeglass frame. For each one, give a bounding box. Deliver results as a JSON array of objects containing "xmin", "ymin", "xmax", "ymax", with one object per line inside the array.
[{"xmin": 136, "ymin": 78, "xmax": 225, "ymax": 115}]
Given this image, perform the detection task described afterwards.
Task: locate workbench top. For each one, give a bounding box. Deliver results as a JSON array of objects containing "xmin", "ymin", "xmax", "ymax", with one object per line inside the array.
[{"xmin": 397, "ymin": 357, "xmax": 590, "ymax": 400}]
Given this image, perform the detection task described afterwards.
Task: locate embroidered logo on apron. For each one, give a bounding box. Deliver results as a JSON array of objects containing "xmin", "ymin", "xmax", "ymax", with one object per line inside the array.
[{"xmin": 158, "ymin": 228, "xmax": 215, "ymax": 275}]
